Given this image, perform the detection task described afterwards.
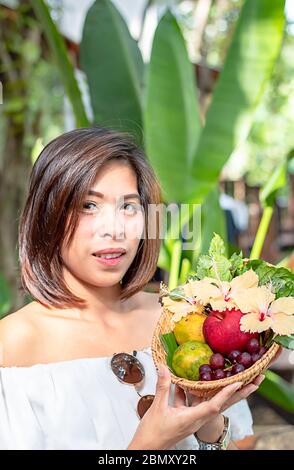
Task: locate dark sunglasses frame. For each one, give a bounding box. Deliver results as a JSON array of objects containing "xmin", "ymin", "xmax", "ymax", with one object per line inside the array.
[{"xmin": 110, "ymin": 351, "xmax": 155, "ymax": 419}]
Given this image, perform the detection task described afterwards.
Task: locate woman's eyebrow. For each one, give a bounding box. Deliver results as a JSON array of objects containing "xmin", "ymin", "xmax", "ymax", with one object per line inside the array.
[{"xmin": 87, "ymin": 190, "xmax": 141, "ymax": 200}]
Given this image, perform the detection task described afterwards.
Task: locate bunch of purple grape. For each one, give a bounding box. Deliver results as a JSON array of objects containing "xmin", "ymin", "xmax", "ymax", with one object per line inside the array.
[{"xmin": 199, "ymin": 339, "xmax": 267, "ymax": 381}]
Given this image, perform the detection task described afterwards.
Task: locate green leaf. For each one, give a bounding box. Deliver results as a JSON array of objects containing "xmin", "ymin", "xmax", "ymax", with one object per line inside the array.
[
  {"xmin": 179, "ymin": 258, "xmax": 191, "ymax": 285},
  {"xmin": 189, "ymin": 0, "xmax": 285, "ymax": 202},
  {"xmin": 31, "ymin": 0, "xmax": 89, "ymax": 127},
  {"xmin": 160, "ymin": 332, "xmax": 178, "ymax": 371},
  {"xmin": 212, "ymin": 256, "xmax": 232, "ymax": 282},
  {"xmin": 198, "ymin": 187, "xmax": 227, "ymax": 260},
  {"xmin": 194, "ymin": 233, "xmax": 232, "ymax": 281},
  {"xmin": 240, "ymin": 259, "xmax": 294, "ymax": 298},
  {"xmin": 0, "ymin": 273, "xmax": 12, "ymax": 319},
  {"xmin": 258, "ymin": 370, "xmax": 294, "ymax": 414},
  {"xmin": 20, "ymin": 39, "xmax": 41, "ymax": 64},
  {"xmin": 260, "ymin": 160, "xmax": 287, "ymax": 208},
  {"xmin": 209, "ymin": 233, "xmax": 227, "ymax": 258},
  {"xmin": 169, "ymin": 286, "xmax": 190, "ymax": 302},
  {"xmin": 157, "ymin": 243, "xmax": 171, "ymax": 273},
  {"xmin": 229, "ymin": 251, "xmax": 244, "ymax": 277},
  {"xmin": 195, "ymin": 255, "xmax": 213, "ymax": 280},
  {"xmin": 145, "ymin": 11, "xmax": 201, "ymax": 202},
  {"xmin": 274, "ymin": 334, "xmax": 294, "ymax": 350},
  {"xmin": 80, "ymin": 0, "xmax": 144, "ymax": 141},
  {"xmin": 168, "ymin": 240, "xmax": 182, "ymax": 290}
]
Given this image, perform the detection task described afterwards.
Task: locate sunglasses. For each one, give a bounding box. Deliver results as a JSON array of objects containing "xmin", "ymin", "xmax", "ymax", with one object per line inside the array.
[{"xmin": 110, "ymin": 351, "xmax": 155, "ymax": 419}]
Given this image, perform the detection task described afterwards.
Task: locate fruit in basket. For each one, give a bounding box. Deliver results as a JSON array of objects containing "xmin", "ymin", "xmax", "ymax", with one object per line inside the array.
[
  {"xmin": 172, "ymin": 341, "xmax": 213, "ymax": 380},
  {"xmin": 246, "ymin": 338, "xmax": 260, "ymax": 353},
  {"xmin": 209, "ymin": 353, "xmax": 225, "ymax": 369},
  {"xmin": 173, "ymin": 312, "xmax": 206, "ymax": 344},
  {"xmin": 203, "ymin": 308, "xmax": 259, "ymax": 355},
  {"xmin": 196, "ymin": 338, "xmax": 269, "ymax": 381},
  {"xmin": 156, "ymin": 234, "xmax": 294, "ymax": 391}
]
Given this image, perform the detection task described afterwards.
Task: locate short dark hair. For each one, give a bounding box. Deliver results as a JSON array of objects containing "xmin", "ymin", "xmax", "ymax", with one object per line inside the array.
[{"xmin": 18, "ymin": 127, "xmax": 162, "ymax": 308}]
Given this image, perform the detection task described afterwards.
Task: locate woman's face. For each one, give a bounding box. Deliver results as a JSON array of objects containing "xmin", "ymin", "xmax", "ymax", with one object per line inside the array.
[{"xmin": 61, "ymin": 160, "xmax": 145, "ymax": 289}]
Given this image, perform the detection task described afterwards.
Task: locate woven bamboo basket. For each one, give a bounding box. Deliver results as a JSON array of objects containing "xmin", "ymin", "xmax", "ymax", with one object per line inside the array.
[{"xmin": 151, "ymin": 305, "xmax": 281, "ymax": 398}]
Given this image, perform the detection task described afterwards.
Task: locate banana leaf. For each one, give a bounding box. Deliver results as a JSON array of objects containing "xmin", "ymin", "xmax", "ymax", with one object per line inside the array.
[
  {"xmin": 31, "ymin": 0, "xmax": 89, "ymax": 127},
  {"xmin": 188, "ymin": 0, "xmax": 285, "ymax": 203},
  {"xmin": 144, "ymin": 11, "xmax": 201, "ymax": 202},
  {"xmin": 80, "ymin": 0, "xmax": 144, "ymax": 142}
]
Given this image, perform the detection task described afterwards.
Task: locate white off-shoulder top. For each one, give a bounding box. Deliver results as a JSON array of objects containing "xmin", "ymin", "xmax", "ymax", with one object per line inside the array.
[{"xmin": 0, "ymin": 346, "xmax": 253, "ymax": 450}]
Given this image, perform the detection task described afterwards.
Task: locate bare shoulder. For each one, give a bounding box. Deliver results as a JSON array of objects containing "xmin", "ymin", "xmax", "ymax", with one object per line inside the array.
[{"xmin": 0, "ymin": 302, "xmax": 38, "ymax": 367}]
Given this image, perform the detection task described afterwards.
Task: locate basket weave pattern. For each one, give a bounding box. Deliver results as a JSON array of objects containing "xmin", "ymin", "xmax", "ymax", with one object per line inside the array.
[{"xmin": 151, "ymin": 305, "xmax": 281, "ymax": 397}]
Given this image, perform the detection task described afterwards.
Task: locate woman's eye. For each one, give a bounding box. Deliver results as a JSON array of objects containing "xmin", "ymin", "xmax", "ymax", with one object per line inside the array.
[
  {"xmin": 81, "ymin": 202, "xmax": 140, "ymax": 214},
  {"xmin": 82, "ymin": 202, "xmax": 99, "ymax": 211},
  {"xmin": 122, "ymin": 203, "xmax": 138, "ymax": 214}
]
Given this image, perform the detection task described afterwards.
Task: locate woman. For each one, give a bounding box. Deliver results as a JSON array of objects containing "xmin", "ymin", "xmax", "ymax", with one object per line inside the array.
[{"xmin": 0, "ymin": 127, "xmax": 263, "ymax": 450}]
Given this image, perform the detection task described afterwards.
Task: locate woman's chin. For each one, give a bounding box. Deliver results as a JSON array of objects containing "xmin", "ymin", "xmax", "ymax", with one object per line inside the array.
[{"xmin": 88, "ymin": 277, "xmax": 123, "ymax": 288}]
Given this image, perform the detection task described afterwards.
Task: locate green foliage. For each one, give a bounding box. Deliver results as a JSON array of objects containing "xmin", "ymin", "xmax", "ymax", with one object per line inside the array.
[
  {"xmin": 238, "ymin": 259, "xmax": 294, "ymax": 298},
  {"xmin": 274, "ymin": 334, "xmax": 294, "ymax": 350},
  {"xmin": 0, "ymin": 273, "xmax": 12, "ymax": 319},
  {"xmin": 258, "ymin": 370, "xmax": 294, "ymax": 413},
  {"xmin": 145, "ymin": 10, "xmax": 201, "ymax": 202},
  {"xmin": 33, "ymin": 0, "xmax": 286, "ymax": 289},
  {"xmin": 188, "ymin": 0, "xmax": 285, "ymax": 202},
  {"xmin": 31, "ymin": 0, "xmax": 89, "ymax": 127},
  {"xmin": 191, "ymin": 233, "xmax": 243, "ymax": 281},
  {"xmin": 0, "ymin": 3, "xmax": 64, "ymax": 151},
  {"xmin": 80, "ymin": 0, "xmax": 144, "ymax": 141},
  {"xmin": 160, "ymin": 332, "xmax": 178, "ymax": 371},
  {"xmin": 260, "ymin": 159, "xmax": 288, "ymax": 208},
  {"xmin": 245, "ymin": 32, "xmax": 294, "ymax": 186},
  {"xmin": 197, "ymin": 185, "xmax": 227, "ymax": 260}
]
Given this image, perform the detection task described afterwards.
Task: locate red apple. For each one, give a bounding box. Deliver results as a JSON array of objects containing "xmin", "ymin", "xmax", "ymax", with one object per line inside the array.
[{"xmin": 203, "ymin": 308, "xmax": 259, "ymax": 355}]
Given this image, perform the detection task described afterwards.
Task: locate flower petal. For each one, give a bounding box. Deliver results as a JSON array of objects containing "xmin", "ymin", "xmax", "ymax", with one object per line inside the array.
[
  {"xmin": 162, "ymin": 296, "xmax": 194, "ymax": 314},
  {"xmin": 234, "ymin": 286, "xmax": 275, "ymax": 314},
  {"xmin": 188, "ymin": 279, "xmax": 220, "ymax": 305},
  {"xmin": 231, "ymin": 269, "xmax": 259, "ymax": 290},
  {"xmin": 240, "ymin": 312, "xmax": 272, "ymax": 333},
  {"xmin": 183, "ymin": 281, "xmax": 198, "ymax": 298},
  {"xmin": 210, "ymin": 298, "xmax": 238, "ymax": 312},
  {"xmin": 271, "ymin": 313, "xmax": 294, "ymax": 336},
  {"xmin": 269, "ymin": 297, "xmax": 294, "ymax": 316}
]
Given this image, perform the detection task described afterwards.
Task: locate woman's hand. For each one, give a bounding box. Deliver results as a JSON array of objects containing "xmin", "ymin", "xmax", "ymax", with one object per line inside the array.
[
  {"xmin": 185, "ymin": 374, "xmax": 265, "ymax": 443},
  {"xmin": 127, "ymin": 365, "xmax": 245, "ymax": 450}
]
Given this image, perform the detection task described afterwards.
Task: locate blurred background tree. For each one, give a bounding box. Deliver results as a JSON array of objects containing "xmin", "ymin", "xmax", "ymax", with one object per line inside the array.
[
  {"xmin": 0, "ymin": 0, "xmax": 293, "ymax": 443},
  {"xmin": 1, "ymin": 0, "xmax": 293, "ymax": 308},
  {"xmin": 0, "ymin": 0, "xmax": 64, "ymax": 310}
]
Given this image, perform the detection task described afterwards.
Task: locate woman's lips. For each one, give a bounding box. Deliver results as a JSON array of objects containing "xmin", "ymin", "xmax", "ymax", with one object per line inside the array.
[{"xmin": 92, "ymin": 253, "xmax": 125, "ymax": 266}]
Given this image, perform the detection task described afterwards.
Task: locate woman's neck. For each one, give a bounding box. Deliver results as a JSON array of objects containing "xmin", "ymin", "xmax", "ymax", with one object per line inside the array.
[{"xmin": 59, "ymin": 266, "xmax": 137, "ymax": 323}]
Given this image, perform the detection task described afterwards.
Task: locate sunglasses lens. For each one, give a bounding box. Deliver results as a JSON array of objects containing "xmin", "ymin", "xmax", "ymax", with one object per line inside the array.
[
  {"xmin": 137, "ymin": 394, "xmax": 155, "ymax": 419},
  {"xmin": 111, "ymin": 353, "xmax": 144, "ymax": 384}
]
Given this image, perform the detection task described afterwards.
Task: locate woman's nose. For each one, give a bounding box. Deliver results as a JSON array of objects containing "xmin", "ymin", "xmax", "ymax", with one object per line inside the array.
[{"xmin": 93, "ymin": 204, "xmax": 125, "ymax": 239}]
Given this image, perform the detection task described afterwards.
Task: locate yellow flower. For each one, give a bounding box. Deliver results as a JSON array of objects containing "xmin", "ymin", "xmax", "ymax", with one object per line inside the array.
[
  {"xmin": 185, "ymin": 269, "xmax": 259, "ymax": 311},
  {"xmin": 239, "ymin": 287, "xmax": 294, "ymax": 335}
]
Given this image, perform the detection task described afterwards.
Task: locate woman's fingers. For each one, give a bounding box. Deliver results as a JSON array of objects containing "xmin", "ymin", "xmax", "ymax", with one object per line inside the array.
[
  {"xmin": 252, "ymin": 374, "xmax": 265, "ymax": 387},
  {"xmin": 189, "ymin": 382, "xmax": 243, "ymax": 420},
  {"xmin": 173, "ymin": 385, "xmax": 187, "ymax": 407},
  {"xmin": 219, "ymin": 375, "xmax": 265, "ymax": 411},
  {"xmin": 188, "ymin": 373, "xmax": 265, "ymax": 407},
  {"xmin": 153, "ymin": 364, "xmax": 171, "ymax": 409},
  {"xmin": 188, "ymin": 389, "xmax": 203, "ymax": 397}
]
